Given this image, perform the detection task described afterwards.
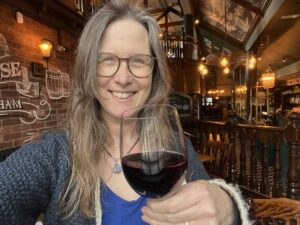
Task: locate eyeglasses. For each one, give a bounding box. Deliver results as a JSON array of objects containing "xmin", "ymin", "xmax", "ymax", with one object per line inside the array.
[{"xmin": 97, "ymin": 53, "xmax": 156, "ymax": 78}]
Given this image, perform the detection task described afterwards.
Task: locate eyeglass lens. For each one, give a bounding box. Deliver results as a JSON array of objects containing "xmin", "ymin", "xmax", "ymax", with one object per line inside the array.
[{"xmin": 97, "ymin": 53, "xmax": 155, "ymax": 77}]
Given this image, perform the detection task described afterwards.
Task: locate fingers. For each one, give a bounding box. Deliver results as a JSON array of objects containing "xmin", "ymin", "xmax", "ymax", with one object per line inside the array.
[
  {"xmin": 142, "ymin": 214, "xmax": 219, "ymax": 225},
  {"xmin": 141, "ymin": 180, "xmax": 235, "ymax": 225},
  {"xmin": 142, "ymin": 199, "xmax": 215, "ymax": 224},
  {"xmin": 145, "ymin": 181, "xmax": 211, "ymax": 214},
  {"xmin": 141, "ymin": 215, "xmax": 187, "ymax": 225},
  {"xmin": 142, "ymin": 181, "xmax": 219, "ymax": 224}
]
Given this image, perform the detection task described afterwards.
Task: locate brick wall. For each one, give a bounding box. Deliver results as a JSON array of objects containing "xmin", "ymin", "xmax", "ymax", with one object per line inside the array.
[{"xmin": 0, "ymin": 2, "xmax": 78, "ymax": 151}]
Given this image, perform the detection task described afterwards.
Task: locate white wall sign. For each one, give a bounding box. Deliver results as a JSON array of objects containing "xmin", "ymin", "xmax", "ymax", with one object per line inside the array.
[
  {"xmin": 46, "ymin": 68, "xmax": 70, "ymax": 100},
  {"xmin": 0, "ymin": 33, "xmax": 51, "ymax": 124},
  {"xmin": 0, "ymin": 94, "xmax": 51, "ymax": 124},
  {"xmin": 0, "ymin": 99, "xmax": 22, "ymax": 110},
  {"xmin": 0, "ymin": 34, "xmax": 9, "ymax": 59}
]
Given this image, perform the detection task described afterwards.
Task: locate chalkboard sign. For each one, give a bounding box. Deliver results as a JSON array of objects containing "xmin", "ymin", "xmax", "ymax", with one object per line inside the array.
[{"xmin": 168, "ymin": 92, "xmax": 193, "ymax": 117}]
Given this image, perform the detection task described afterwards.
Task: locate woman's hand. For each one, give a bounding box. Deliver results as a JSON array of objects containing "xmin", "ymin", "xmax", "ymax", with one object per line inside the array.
[{"xmin": 141, "ymin": 180, "xmax": 234, "ymax": 225}]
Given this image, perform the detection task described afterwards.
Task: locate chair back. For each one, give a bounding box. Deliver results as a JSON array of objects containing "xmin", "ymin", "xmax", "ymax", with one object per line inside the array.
[
  {"xmin": 253, "ymin": 198, "xmax": 300, "ymax": 224},
  {"xmin": 205, "ymin": 140, "xmax": 230, "ymax": 178}
]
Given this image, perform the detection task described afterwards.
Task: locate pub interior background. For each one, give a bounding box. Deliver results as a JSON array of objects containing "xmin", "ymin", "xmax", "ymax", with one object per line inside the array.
[{"xmin": 0, "ymin": 0, "xmax": 300, "ymax": 224}]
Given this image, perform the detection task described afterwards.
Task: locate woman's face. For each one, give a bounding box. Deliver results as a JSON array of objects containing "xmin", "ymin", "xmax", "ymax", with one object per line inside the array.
[{"xmin": 96, "ymin": 18, "xmax": 153, "ymax": 122}]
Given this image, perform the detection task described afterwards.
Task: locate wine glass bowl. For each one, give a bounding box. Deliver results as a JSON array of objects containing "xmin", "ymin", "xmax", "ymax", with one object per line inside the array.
[{"xmin": 120, "ymin": 104, "xmax": 187, "ymax": 198}]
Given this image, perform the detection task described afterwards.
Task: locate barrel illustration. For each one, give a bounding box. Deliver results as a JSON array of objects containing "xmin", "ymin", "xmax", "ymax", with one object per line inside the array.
[
  {"xmin": 0, "ymin": 34, "xmax": 9, "ymax": 59},
  {"xmin": 46, "ymin": 68, "xmax": 70, "ymax": 99}
]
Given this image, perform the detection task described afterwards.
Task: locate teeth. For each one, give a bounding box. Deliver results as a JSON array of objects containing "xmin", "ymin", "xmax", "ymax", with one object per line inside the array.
[{"xmin": 112, "ymin": 92, "xmax": 133, "ymax": 99}]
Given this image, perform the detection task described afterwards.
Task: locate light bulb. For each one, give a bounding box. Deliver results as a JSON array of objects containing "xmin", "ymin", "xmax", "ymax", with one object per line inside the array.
[
  {"xmin": 249, "ymin": 63, "xmax": 255, "ymax": 69},
  {"xmin": 249, "ymin": 55, "xmax": 256, "ymax": 64},
  {"xmin": 220, "ymin": 57, "xmax": 229, "ymax": 67},
  {"xmin": 198, "ymin": 63, "xmax": 205, "ymax": 72},
  {"xmin": 223, "ymin": 67, "xmax": 230, "ymax": 74},
  {"xmin": 39, "ymin": 40, "xmax": 52, "ymax": 59},
  {"xmin": 202, "ymin": 68, "xmax": 208, "ymax": 75}
]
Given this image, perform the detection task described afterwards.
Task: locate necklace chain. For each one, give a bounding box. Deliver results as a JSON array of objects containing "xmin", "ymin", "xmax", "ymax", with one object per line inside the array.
[{"xmin": 105, "ymin": 137, "xmax": 139, "ymax": 174}]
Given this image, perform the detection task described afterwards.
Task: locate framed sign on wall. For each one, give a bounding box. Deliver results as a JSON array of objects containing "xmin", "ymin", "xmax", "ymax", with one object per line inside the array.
[{"xmin": 168, "ymin": 92, "xmax": 193, "ymax": 117}]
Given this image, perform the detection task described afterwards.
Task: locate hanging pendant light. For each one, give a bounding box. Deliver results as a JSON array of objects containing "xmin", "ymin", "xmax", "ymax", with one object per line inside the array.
[
  {"xmin": 249, "ymin": 62, "xmax": 256, "ymax": 69},
  {"xmin": 202, "ymin": 67, "xmax": 209, "ymax": 75},
  {"xmin": 249, "ymin": 54, "xmax": 256, "ymax": 65},
  {"xmin": 248, "ymin": 53, "xmax": 256, "ymax": 69},
  {"xmin": 219, "ymin": 0, "xmax": 230, "ymax": 71},
  {"xmin": 261, "ymin": 35, "xmax": 275, "ymax": 89},
  {"xmin": 223, "ymin": 66, "xmax": 230, "ymax": 74},
  {"xmin": 198, "ymin": 63, "xmax": 205, "ymax": 72},
  {"xmin": 198, "ymin": 62, "xmax": 209, "ymax": 76},
  {"xmin": 261, "ymin": 67, "xmax": 275, "ymax": 89},
  {"xmin": 220, "ymin": 56, "xmax": 229, "ymax": 67}
]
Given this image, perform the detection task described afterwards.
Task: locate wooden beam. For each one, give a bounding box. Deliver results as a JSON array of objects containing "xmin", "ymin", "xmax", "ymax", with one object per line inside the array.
[
  {"xmin": 148, "ymin": 8, "xmax": 165, "ymax": 14},
  {"xmin": 159, "ymin": 21, "xmax": 184, "ymax": 28},
  {"xmin": 169, "ymin": 7, "xmax": 184, "ymax": 17},
  {"xmin": 188, "ymin": 0, "xmax": 197, "ymax": 16},
  {"xmin": 43, "ymin": 0, "xmax": 84, "ymax": 24},
  {"xmin": 177, "ymin": 0, "xmax": 184, "ymax": 15},
  {"xmin": 230, "ymin": 0, "xmax": 264, "ymax": 17},
  {"xmin": 156, "ymin": 8, "xmax": 170, "ymax": 22},
  {"xmin": 143, "ymin": 0, "xmax": 148, "ymax": 8},
  {"xmin": 167, "ymin": 3, "xmax": 180, "ymax": 8},
  {"xmin": 149, "ymin": 2, "xmax": 179, "ymax": 14},
  {"xmin": 156, "ymin": 6, "xmax": 184, "ymax": 22},
  {"xmin": 2, "ymin": 0, "xmax": 84, "ymax": 34}
]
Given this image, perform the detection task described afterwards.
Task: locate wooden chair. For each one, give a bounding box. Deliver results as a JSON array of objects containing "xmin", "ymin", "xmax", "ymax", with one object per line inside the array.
[
  {"xmin": 252, "ymin": 198, "xmax": 300, "ymax": 225},
  {"xmin": 203, "ymin": 140, "xmax": 230, "ymax": 178}
]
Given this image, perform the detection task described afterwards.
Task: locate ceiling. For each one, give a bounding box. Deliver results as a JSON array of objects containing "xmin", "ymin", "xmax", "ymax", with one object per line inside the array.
[
  {"xmin": 146, "ymin": 0, "xmax": 186, "ymax": 35},
  {"xmin": 194, "ymin": 0, "xmax": 270, "ymax": 45},
  {"xmin": 252, "ymin": 0, "xmax": 300, "ymax": 74},
  {"xmin": 147, "ymin": 0, "xmax": 300, "ymax": 77},
  {"xmin": 4, "ymin": 0, "xmax": 300, "ymax": 79}
]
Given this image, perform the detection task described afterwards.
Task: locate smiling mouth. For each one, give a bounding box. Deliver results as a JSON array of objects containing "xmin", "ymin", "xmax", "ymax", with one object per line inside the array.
[{"xmin": 111, "ymin": 91, "xmax": 134, "ymax": 99}]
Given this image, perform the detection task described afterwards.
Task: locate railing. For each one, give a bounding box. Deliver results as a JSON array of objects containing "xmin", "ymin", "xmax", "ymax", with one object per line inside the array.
[
  {"xmin": 182, "ymin": 112, "xmax": 300, "ymax": 200},
  {"xmin": 161, "ymin": 38, "xmax": 199, "ymax": 60}
]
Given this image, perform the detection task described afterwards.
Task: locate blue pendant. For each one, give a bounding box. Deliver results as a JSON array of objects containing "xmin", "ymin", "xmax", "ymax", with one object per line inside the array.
[{"xmin": 113, "ymin": 163, "xmax": 122, "ymax": 174}]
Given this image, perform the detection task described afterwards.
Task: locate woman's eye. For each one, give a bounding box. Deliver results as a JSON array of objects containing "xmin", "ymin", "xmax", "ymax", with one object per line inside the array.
[
  {"xmin": 131, "ymin": 57, "xmax": 146, "ymax": 65},
  {"xmin": 99, "ymin": 55, "xmax": 117, "ymax": 65}
]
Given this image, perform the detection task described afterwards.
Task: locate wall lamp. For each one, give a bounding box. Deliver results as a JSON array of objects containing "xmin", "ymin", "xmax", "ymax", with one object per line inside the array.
[{"xmin": 39, "ymin": 39, "xmax": 52, "ymax": 68}]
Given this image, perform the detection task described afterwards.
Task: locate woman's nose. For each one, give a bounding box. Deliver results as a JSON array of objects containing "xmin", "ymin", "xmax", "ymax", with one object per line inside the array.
[{"xmin": 113, "ymin": 61, "xmax": 133, "ymax": 85}]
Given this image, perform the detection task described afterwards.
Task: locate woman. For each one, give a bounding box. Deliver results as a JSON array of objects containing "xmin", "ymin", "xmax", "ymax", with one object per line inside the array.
[{"xmin": 0, "ymin": 0, "xmax": 251, "ymax": 224}]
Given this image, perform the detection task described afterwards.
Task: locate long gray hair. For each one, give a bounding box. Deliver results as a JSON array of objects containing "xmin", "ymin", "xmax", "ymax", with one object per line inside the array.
[{"xmin": 59, "ymin": 0, "xmax": 171, "ymax": 218}]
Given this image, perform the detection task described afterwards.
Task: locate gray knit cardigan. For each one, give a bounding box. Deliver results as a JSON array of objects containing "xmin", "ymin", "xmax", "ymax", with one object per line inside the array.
[{"xmin": 0, "ymin": 132, "xmax": 237, "ymax": 225}]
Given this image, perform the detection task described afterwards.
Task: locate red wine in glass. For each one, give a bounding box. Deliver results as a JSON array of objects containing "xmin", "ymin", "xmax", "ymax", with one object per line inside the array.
[
  {"xmin": 121, "ymin": 151, "xmax": 187, "ymax": 198},
  {"xmin": 120, "ymin": 105, "xmax": 187, "ymax": 198}
]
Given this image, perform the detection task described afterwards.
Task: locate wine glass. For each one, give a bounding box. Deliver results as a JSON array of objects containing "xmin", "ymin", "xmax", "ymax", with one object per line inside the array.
[{"xmin": 120, "ymin": 104, "xmax": 187, "ymax": 198}]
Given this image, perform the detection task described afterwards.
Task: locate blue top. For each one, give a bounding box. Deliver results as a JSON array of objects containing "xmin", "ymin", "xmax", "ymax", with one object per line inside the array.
[{"xmin": 101, "ymin": 184, "xmax": 148, "ymax": 225}]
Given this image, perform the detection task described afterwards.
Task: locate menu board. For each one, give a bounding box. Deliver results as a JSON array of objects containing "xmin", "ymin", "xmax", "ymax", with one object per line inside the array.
[{"xmin": 168, "ymin": 92, "xmax": 193, "ymax": 117}]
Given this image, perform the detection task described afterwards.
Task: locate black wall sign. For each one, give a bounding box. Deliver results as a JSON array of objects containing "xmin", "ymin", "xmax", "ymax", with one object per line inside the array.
[{"xmin": 168, "ymin": 92, "xmax": 193, "ymax": 117}]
